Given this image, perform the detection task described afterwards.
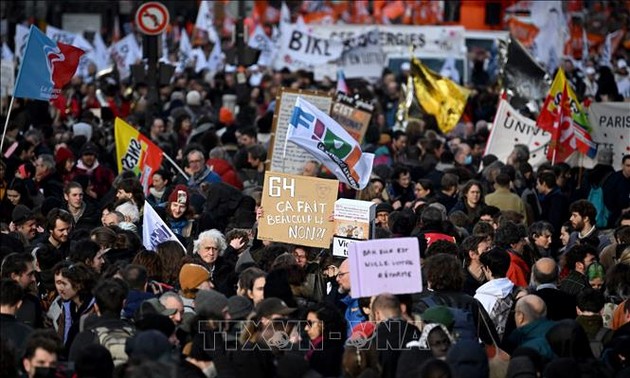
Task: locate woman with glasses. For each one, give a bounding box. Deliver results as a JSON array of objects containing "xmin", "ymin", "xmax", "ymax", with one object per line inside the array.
[{"xmin": 304, "ymin": 302, "xmax": 347, "ymax": 377}]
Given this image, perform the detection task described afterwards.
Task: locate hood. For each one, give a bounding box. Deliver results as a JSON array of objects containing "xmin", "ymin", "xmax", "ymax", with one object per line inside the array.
[
  {"xmin": 476, "ymin": 278, "xmax": 514, "ymax": 297},
  {"xmin": 207, "ymin": 158, "xmax": 233, "ymax": 176}
]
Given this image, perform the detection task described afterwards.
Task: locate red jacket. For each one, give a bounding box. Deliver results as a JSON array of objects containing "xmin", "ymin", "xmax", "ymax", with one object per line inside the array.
[
  {"xmin": 206, "ymin": 158, "xmax": 243, "ymax": 190},
  {"xmin": 507, "ymin": 251, "xmax": 530, "ymax": 287}
]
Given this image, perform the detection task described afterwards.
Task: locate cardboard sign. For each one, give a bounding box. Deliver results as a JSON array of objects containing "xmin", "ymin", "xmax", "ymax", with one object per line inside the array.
[
  {"xmin": 258, "ymin": 173, "xmax": 339, "ymax": 248},
  {"xmin": 331, "ymin": 92, "xmax": 373, "ymax": 143},
  {"xmin": 348, "ymin": 237, "xmax": 422, "ymax": 298},
  {"xmin": 267, "ymin": 88, "xmax": 333, "ymax": 175}
]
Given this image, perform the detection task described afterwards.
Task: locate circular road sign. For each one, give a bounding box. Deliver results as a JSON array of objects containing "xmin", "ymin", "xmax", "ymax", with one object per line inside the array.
[{"xmin": 135, "ymin": 2, "xmax": 170, "ymax": 35}]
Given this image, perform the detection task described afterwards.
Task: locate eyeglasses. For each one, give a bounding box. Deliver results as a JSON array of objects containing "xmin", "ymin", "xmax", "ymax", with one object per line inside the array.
[{"xmin": 337, "ymin": 271, "xmax": 350, "ymax": 278}]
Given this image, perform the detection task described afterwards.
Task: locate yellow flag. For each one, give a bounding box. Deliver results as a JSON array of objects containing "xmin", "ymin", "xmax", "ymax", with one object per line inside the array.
[{"xmin": 411, "ymin": 57, "xmax": 471, "ymax": 134}]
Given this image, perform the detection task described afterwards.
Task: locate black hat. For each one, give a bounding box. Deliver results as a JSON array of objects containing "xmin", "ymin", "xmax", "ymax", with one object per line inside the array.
[
  {"xmin": 227, "ymin": 295, "xmax": 254, "ymax": 320},
  {"xmin": 375, "ymin": 203, "xmax": 394, "ymax": 215},
  {"xmin": 80, "ymin": 143, "xmax": 99, "ymax": 156},
  {"xmin": 254, "ymin": 297, "xmax": 296, "ymax": 319},
  {"xmin": 12, "ymin": 205, "xmax": 35, "ymax": 225}
]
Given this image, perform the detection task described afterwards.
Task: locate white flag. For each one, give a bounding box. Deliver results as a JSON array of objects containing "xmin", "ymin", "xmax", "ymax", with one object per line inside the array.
[
  {"xmin": 178, "ymin": 30, "xmax": 193, "ymax": 73},
  {"xmin": 196, "ymin": 0, "xmax": 219, "ymax": 43},
  {"xmin": 111, "ymin": 34, "xmax": 142, "ymax": 80},
  {"xmin": 248, "ymin": 25, "xmax": 275, "ymax": 67},
  {"xmin": 91, "ymin": 32, "xmax": 111, "ymax": 71},
  {"xmin": 1, "ymin": 42, "xmax": 13, "ymax": 61},
  {"xmin": 287, "ymin": 97, "xmax": 374, "ymax": 190},
  {"xmin": 142, "ymin": 201, "xmax": 185, "ymax": 251},
  {"xmin": 14, "ymin": 24, "xmax": 30, "ymax": 64}
]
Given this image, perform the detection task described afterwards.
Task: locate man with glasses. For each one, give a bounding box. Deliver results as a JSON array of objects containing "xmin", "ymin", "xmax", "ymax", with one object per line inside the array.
[
  {"xmin": 329, "ymin": 259, "xmax": 366, "ymax": 337},
  {"xmin": 183, "ymin": 148, "xmax": 221, "ymax": 191}
]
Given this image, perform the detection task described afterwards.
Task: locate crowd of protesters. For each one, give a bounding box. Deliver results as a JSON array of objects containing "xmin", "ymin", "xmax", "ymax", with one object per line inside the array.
[{"xmin": 2, "ymin": 8, "xmax": 630, "ymax": 378}]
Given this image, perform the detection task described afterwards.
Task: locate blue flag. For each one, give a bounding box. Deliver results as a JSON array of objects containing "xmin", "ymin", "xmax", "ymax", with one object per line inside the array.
[{"xmin": 13, "ymin": 26, "xmax": 84, "ymax": 101}]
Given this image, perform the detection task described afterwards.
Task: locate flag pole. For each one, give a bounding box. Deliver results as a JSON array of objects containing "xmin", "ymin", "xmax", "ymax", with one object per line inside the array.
[
  {"xmin": 0, "ymin": 96, "xmax": 16, "ymax": 153},
  {"xmin": 162, "ymin": 151, "xmax": 189, "ymax": 181}
]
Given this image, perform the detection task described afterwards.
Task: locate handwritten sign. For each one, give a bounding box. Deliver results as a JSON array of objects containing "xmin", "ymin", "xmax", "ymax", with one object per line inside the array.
[
  {"xmin": 332, "ymin": 235, "xmax": 361, "ymax": 258},
  {"xmin": 267, "ymin": 88, "xmax": 333, "ymax": 175},
  {"xmin": 258, "ymin": 172, "xmax": 338, "ymax": 248},
  {"xmin": 331, "ymin": 92, "xmax": 373, "ymax": 143},
  {"xmin": 348, "ymin": 237, "xmax": 422, "ymax": 297}
]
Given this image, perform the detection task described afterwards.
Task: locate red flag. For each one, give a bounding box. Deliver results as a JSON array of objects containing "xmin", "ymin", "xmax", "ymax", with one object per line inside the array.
[{"xmin": 545, "ymin": 86, "xmax": 576, "ymax": 164}]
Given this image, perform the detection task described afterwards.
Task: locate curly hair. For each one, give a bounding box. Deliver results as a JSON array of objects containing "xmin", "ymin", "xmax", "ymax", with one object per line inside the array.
[
  {"xmin": 52, "ymin": 261, "xmax": 97, "ymax": 298},
  {"xmin": 423, "ymin": 254, "xmax": 465, "ymax": 291},
  {"xmin": 132, "ymin": 250, "xmax": 164, "ymax": 282},
  {"xmin": 156, "ymin": 240, "xmax": 185, "ymax": 285}
]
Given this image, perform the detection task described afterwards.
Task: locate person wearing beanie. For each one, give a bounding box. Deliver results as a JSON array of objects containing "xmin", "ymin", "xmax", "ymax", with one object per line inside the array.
[
  {"xmin": 163, "ymin": 184, "xmax": 194, "ymax": 238},
  {"xmin": 72, "ymin": 142, "xmax": 115, "ymax": 200},
  {"xmin": 178, "ymin": 263, "xmax": 212, "ymax": 313},
  {"xmin": 10, "ymin": 204, "xmax": 38, "ymax": 243},
  {"xmin": 54, "ymin": 146, "xmax": 76, "ymax": 185}
]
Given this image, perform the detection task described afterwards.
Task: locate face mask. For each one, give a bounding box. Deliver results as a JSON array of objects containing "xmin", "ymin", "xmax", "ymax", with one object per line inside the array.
[
  {"xmin": 464, "ymin": 155, "xmax": 473, "ymax": 165},
  {"xmin": 34, "ymin": 367, "xmax": 56, "ymax": 378}
]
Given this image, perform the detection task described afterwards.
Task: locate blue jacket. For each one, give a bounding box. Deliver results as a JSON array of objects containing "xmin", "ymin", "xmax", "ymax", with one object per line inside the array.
[
  {"xmin": 123, "ymin": 290, "xmax": 155, "ymax": 319},
  {"xmin": 341, "ymin": 294, "xmax": 366, "ymax": 337}
]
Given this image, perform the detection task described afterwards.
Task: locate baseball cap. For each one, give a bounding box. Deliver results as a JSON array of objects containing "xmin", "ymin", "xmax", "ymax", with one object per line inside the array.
[
  {"xmin": 146, "ymin": 298, "xmax": 177, "ymax": 316},
  {"xmin": 254, "ymin": 297, "xmax": 296, "ymax": 318}
]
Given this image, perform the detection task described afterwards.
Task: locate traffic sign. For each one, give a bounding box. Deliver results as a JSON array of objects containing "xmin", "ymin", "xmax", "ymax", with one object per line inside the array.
[{"xmin": 135, "ymin": 2, "xmax": 170, "ymax": 36}]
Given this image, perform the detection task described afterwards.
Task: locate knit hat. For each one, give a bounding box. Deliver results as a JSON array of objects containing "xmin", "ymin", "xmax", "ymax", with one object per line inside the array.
[
  {"xmin": 12, "ymin": 205, "xmax": 35, "ymax": 225},
  {"xmin": 179, "ymin": 263, "xmax": 210, "ymax": 292},
  {"xmin": 55, "ymin": 146, "xmax": 75, "ymax": 165},
  {"xmin": 219, "ymin": 107, "xmax": 235, "ymax": 125},
  {"xmin": 195, "ymin": 289, "xmax": 228, "ymax": 319},
  {"xmin": 72, "ymin": 122, "xmax": 93, "ymax": 141},
  {"xmin": 446, "ymin": 339, "xmax": 489, "ymax": 378},
  {"xmin": 186, "ymin": 90, "xmax": 201, "ymax": 106},
  {"xmin": 168, "ymin": 185, "xmax": 189, "ymax": 207},
  {"xmin": 227, "ymin": 295, "xmax": 254, "ymax": 320},
  {"xmin": 125, "ymin": 330, "xmax": 172, "ymax": 361},
  {"xmin": 421, "ymin": 305, "xmax": 455, "ymax": 330}
]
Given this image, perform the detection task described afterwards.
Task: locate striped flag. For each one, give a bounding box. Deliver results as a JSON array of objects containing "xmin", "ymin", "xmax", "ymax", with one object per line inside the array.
[
  {"xmin": 287, "ymin": 97, "xmax": 374, "ymax": 190},
  {"xmin": 336, "ymin": 69, "xmax": 349, "ymax": 94}
]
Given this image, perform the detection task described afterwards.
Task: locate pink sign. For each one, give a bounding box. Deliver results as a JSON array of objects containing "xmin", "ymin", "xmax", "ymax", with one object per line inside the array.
[{"xmin": 348, "ymin": 237, "xmax": 423, "ymax": 298}]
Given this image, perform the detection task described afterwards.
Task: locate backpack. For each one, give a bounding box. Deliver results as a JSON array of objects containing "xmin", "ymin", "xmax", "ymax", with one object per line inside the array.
[
  {"xmin": 587, "ymin": 186, "xmax": 610, "ymax": 228},
  {"xmin": 92, "ymin": 326, "xmax": 135, "ymax": 366},
  {"xmin": 419, "ymin": 296, "xmax": 477, "ymax": 341},
  {"xmin": 589, "ymin": 327, "xmax": 612, "ymax": 358},
  {"xmin": 490, "ymin": 286, "xmax": 519, "ymax": 340}
]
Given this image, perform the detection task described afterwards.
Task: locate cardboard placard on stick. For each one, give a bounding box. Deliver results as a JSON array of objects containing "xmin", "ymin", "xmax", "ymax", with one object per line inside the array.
[{"xmin": 258, "ymin": 172, "xmax": 339, "ymax": 248}]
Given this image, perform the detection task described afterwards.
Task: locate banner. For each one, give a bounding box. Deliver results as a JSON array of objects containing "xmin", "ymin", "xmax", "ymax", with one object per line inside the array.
[
  {"xmin": 486, "ymin": 99, "xmax": 550, "ymax": 168},
  {"xmin": 90, "ymin": 32, "xmax": 111, "ymax": 71},
  {"xmin": 274, "ymin": 22, "xmax": 344, "ymax": 71},
  {"xmin": 195, "ymin": 0, "xmax": 219, "ymax": 43},
  {"xmin": 258, "ymin": 173, "xmax": 338, "ymax": 249},
  {"xmin": 288, "ymin": 96, "xmax": 374, "ymax": 190},
  {"xmin": 411, "ymin": 56, "xmax": 470, "ymax": 134},
  {"xmin": 268, "ymin": 88, "xmax": 333, "ymax": 175},
  {"xmin": 331, "ymin": 92, "xmax": 373, "ymax": 143},
  {"xmin": 331, "ymin": 29, "xmax": 386, "ymax": 79},
  {"xmin": 500, "ymin": 36, "xmax": 550, "ymax": 112},
  {"xmin": 114, "ymin": 118, "xmax": 164, "ymax": 194},
  {"xmin": 13, "ymin": 26, "xmax": 85, "ymax": 101},
  {"xmin": 537, "ymin": 68, "xmax": 597, "ymax": 162},
  {"xmin": 348, "ymin": 237, "xmax": 422, "ymax": 298},
  {"xmin": 588, "ymin": 102, "xmax": 630, "ymax": 164},
  {"xmin": 110, "ymin": 34, "xmax": 142, "ymax": 81},
  {"xmin": 142, "ymin": 201, "xmax": 184, "ymax": 251}
]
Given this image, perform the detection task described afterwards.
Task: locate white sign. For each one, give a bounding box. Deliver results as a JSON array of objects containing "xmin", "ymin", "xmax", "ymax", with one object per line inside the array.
[
  {"xmin": 275, "ymin": 23, "xmax": 344, "ymax": 71},
  {"xmin": 486, "ymin": 99, "xmax": 550, "ymax": 168},
  {"xmin": 588, "ymin": 102, "xmax": 630, "ymax": 164},
  {"xmin": 332, "ymin": 236, "xmax": 360, "ymax": 258},
  {"xmin": 135, "ymin": 2, "xmax": 170, "ymax": 36}
]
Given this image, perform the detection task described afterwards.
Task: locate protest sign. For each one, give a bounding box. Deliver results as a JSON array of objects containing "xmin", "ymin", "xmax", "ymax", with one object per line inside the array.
[
  {"xmin": 331, "ymin": 92, "xmax": 373, "ymax": 143},
  {"xmin": 258, "ymin": 173, "xmax": 338, "ymax": 248},
  {"xmin": 588, "ymin": 102, "xmax": 630, "ymax": 163},
  {"xmin": 332, "ymin": 235, "xmax": 361, "ymax": 258},
  {"xmin": 268, "ymin": 88, "xmax": 333, "ymax": 175},
  {"xmin": 274, "ymin": 22, "xmax": 344, "ymax": 71},
  {"xmin": 334, "ymin": 198, "xmax": 375, "ymax": 241},
  {"xmin": 486, "ymin": 98, "xmax": 551, "ymax": 168},
  {"xmin": 348, "ymin": 237, "xmax": 422, "ymax": 298}
]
